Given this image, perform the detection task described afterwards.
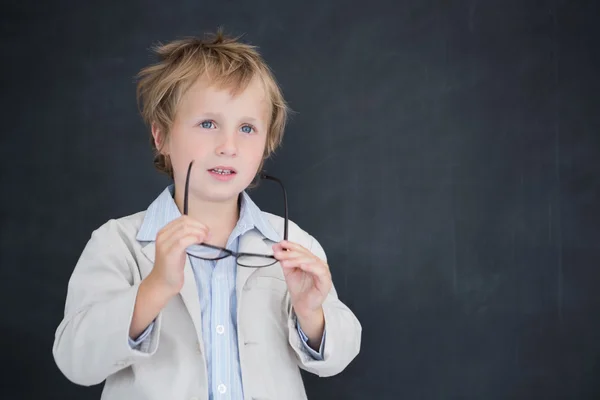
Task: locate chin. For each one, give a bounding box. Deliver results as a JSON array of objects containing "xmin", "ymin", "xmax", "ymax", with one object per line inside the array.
[{"xmin": 205, "ymin": 180, "xmax": 251, "ymax": 202}]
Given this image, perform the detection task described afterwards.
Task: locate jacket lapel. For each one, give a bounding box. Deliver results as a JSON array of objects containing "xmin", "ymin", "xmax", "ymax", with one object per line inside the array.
[
  {"xmin": 139, "ymin": 242, "xmax": 156, "ymax": 280},
  {"xmin": 140, "ymin": 241, "xmax": 205, "ymax": 355},
  {"xmin": 235, "ymin": 229, "xmax": 277, "ymax": 306}
]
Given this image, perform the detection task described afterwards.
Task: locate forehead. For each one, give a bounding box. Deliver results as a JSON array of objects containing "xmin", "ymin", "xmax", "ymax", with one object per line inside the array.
[{"xmin": 177, "ymin": 73, "xmax": 270, "ymax": 120}]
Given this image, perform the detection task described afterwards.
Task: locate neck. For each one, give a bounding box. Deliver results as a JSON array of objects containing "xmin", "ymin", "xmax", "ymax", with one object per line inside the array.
[{"xmin": 173, "ymin": 187, "xmax": 240, "ymax": 248}]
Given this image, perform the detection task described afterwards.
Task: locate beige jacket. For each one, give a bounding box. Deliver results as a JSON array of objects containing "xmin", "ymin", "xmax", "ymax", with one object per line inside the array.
[{"xmin": 52, "ymin": 210, "xmax": 361, "ymax": 400}]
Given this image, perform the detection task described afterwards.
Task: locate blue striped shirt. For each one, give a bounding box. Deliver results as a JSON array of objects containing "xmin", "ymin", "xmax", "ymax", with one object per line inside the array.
[{"xmin": 130, "ymin": 185, "xmax": 324, "ymax": 399}]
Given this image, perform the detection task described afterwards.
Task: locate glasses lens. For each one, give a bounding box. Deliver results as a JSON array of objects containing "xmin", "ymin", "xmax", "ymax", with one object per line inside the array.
[
  {"xmin": 237, "ymin": 254, "xmax": 278, "ymax": 268},
  {"xmin": 186, "ymin": 244, "xmax": 230, "ymax": 260}
]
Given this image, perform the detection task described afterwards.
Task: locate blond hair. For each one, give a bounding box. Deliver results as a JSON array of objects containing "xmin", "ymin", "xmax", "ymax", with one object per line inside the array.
[{"xmin": 135, "ymin": 29, "xmax": 290, "ymax": 179}]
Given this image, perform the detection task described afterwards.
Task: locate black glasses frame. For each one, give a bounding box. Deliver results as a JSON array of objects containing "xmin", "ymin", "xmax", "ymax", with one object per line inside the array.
[{"xmin": 182, "ymin": 160, "xmax": 288, "ymax": 268}]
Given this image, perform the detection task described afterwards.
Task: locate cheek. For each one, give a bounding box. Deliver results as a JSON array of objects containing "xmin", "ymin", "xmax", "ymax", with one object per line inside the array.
[
  {"xmin": 168, "ymin": 131, "xmax": 214, "ymax": 175},
  {"xmin": 171, "ymin": 129, "xmax": 211, "ymax": 156},
  {"xmin": 244, "ymin": 136, "xmax": 267, "ymax": 163},
  {"xmin": 237, "ymin": 141, "xmax": 266, "ymax": 181}
]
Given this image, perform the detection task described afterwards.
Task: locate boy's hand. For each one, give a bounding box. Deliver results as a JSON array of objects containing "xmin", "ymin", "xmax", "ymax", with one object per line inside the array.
[
  {"xmin": 149, "ymin": 215, "xmax": 210, "ymax": 297},
  {"xmin": 272, "ymin": 240, "xmax": 332, "ymax": 318}
]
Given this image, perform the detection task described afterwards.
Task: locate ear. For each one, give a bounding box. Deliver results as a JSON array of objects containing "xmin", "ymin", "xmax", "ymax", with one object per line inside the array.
[{"xmin": 151, "ymin": 122, "xmax": 169, "ymax": 154}]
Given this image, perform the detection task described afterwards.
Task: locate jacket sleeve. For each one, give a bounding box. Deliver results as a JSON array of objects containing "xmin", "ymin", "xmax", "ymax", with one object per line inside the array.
[
  {"xmin": 52, "ymin": 220, "xmax": 162, "ymax": 386},
  {"xmin": 286, "ymin": 234, "xmax": 362, "ymax": 377}
]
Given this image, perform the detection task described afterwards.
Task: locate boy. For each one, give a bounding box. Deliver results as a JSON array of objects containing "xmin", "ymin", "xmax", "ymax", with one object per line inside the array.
[{"xmin": 52, "ymin": 30, "xmax": 361, "ymax": 400}]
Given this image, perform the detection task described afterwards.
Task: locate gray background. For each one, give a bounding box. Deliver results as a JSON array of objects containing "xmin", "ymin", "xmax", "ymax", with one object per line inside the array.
[{"xmin": 1, "ymin": 0, "xmax": 599, "ymax": 398}]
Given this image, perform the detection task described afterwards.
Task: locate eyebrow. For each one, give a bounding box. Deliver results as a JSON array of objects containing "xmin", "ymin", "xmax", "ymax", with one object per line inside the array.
[
  {"xmin": 198, "ymin": 111, "xmax": 224, "ymax": 120},
  {"xmin": 243, "ymin": 116, "xmax": 261, "ymax": 124},
  {"xmin": 198, "ymin": 112, "xmax": 263, "ymax": 125}
]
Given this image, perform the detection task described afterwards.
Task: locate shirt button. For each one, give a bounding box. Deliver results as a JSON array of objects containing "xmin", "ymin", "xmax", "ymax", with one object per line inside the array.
[
  {"xmin": 216, "ymin": 325, "xmax": 225, "ymax": 335},
  {"xmin": 218, "ymin": 384, "xmax": 227, "ymax": 394},
  {"xmin": 190, "ymin": 397, "xmax": 199, "ymax": 400}
]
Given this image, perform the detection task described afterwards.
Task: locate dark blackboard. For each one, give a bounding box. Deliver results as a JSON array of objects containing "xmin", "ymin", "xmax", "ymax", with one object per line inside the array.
[{"xmin": 2, "ymin": 0, "xmax": 599, "ymax": 398}]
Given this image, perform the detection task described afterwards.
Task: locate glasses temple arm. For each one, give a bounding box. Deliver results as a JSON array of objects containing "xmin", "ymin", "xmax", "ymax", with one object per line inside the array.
[{"xmin": 183, "ymin": 160, "xmax": 194, "ymax": 215}]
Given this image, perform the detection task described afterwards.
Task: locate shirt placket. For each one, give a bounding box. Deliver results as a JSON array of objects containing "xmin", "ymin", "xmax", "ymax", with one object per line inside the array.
[{"xmin": 212, "ymin": 259, "xmax": 229, "ymax": 397}]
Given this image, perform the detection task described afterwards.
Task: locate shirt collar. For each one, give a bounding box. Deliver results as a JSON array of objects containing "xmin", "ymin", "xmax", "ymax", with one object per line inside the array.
[{"xmin": 136, "ymin": 184, "xmax": 281, "ymax": 244}]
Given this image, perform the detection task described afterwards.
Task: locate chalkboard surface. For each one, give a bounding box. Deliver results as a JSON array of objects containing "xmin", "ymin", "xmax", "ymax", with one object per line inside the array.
[{"xmin": 2, "ymin": 0, "xmax": 599, "ymax": 398}]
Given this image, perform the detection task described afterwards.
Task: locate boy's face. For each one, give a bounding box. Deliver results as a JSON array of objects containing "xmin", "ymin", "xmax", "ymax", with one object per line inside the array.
[{"xmin": 156, "ymin": 74, "xmax": 270, "ymax": 204}]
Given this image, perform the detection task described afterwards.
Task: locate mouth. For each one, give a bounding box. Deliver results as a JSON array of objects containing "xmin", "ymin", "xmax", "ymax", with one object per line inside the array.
[{"xmin": 208, "ymin": 166, "xmax": 237, "ymax": 176}]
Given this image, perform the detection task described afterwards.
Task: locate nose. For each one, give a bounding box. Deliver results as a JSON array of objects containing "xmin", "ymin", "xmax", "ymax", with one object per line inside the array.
[{"xmin": 215, "ymin": 132, "xmax": 238, "ymax": 157}]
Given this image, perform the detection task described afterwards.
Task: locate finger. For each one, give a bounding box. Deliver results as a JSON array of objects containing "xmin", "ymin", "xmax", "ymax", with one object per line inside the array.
[
  {"xmin": 178, "ymin": 218, "xmax": 210, "ymax": 239},
  {"xmin": 276, "ymin": 240, "xmax": 310, "ymax": 253},
  {"xmin": 166, "ymin": 231, "xmax": 209, "ymax": 255},
  {"xmin": 295, "ymin": 261, "xmax": 331, "ymax": 280},
  {"xmin": 159, "ymin": 216, "xmax": 209, "ymax": 243},
  {"xmin": 166, "ymin": 221, "xmax": 209, "ymax": 242},
  {"xmin": 279, "ymin": 256, "xmax": 316, "ymax": 269},
  {"xmin": 163, "ymin": 225, "xmax": 209, "ymax": 250},
  {"xmin": 272, "ymin": 242, "xmax": 290, "ymax": 254},
  {"xmin": 273, "ymin": 249, "xmax": 307, "ymax": 261},
  {"xmin": 160, "ymin": 215, "xmax": 208, "ymax": 236},
  {"xmin": 273, "ymin": 240, "xmax": 313, "ymax": 256},
  {"xmin": 275, "ymin": 240, "xmax": 308, "ymax": 252}
]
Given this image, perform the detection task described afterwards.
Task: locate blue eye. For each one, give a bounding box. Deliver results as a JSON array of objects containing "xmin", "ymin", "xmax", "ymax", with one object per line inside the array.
[
  {"xmin": 200, "ymin": 120, "xmax": 215, "ymax": 129},
  {"xmin": 240, "ymin": 125, "xmax": 254, "ymax": 134}
]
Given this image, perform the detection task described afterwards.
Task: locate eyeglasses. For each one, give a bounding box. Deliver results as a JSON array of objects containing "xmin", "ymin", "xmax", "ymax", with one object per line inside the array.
[{"xmin": 182, "ymin": 160, "xmax": 288, "ymax": 268}]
